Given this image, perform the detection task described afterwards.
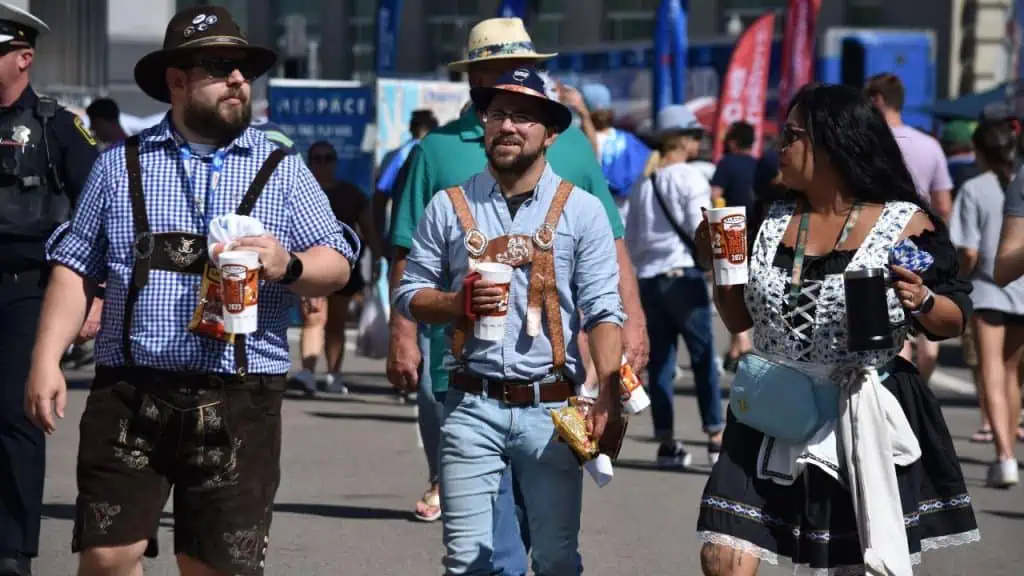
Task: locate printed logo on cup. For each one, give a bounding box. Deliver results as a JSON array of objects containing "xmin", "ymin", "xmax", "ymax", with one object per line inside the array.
[
  {"xmin": 218, "ymin": 250, "xmax": 261, "ymax": 334},
  {"xmin": 222, "ymin": 264, "xmax": 259, "ymax": 313},
  {"xmin": 707, "ymin": 207, "xmax": 749, "ymax": 286},
  {"xmin": 711, "ymin": 214, "xmax": 747, "ymax": 265}
]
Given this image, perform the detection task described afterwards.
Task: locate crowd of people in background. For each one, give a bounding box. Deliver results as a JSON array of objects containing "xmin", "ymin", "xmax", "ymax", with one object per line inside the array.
[{"xmin": 10, "ymin": 1, "xmax": 1024, "ymax": 573}]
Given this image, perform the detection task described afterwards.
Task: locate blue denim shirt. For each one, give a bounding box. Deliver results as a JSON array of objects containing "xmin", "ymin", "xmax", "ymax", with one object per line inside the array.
[{"xmin": 394, "ymin": 163, "xmax": 624, "ymax": 384}]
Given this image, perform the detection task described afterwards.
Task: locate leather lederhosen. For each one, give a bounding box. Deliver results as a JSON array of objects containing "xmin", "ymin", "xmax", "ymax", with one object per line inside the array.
[
  {"xmin": 447, "ymin": 179, "xmax": 574, "ymax": 373},
  {"xmin": 122, "ymin": 135, "xmax": 285, "ymax": 376}
]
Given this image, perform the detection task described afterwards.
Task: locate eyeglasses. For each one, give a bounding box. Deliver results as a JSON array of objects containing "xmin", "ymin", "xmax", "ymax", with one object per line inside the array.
[
  {"xmin": 482, "ymin": 110, "xmax": 540, "ymax": 127},
  {"xmin": 181, "ymin": 57, "xmax": 254, "ymax": 80},
  {"xmin": 309, "ymin": 153, "xmax": 337, "ymax": 164},
  {"xmin": 779, "ymin": 124, "xmax": 808, "ymax": 148}
]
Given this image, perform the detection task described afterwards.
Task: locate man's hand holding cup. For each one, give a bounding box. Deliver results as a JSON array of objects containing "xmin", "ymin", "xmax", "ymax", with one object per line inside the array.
[
  {"xmin": 458, "ymin": 262, "xmax": 513, "ymax": 341},
  {"xmin": 233, "ymin": 233, "xmax": 290, "ymax": 281}
]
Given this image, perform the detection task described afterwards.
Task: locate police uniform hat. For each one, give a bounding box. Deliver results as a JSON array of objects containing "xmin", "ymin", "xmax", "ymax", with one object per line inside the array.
[
  {"xmin": 469, "ymin": 67, "xmax": 573, "ymax": 133},
  {"xmin": 0, "ymin": 2, "xmax": 48, "ymax": 48},
  {"xmin": 134, "ymin": 6, "xmax": 276, "ymax": 103}
]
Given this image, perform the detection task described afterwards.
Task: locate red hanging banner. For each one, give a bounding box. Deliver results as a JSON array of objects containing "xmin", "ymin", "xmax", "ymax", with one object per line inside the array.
[
  {"xmin": 712, "ymin": 12, "xmax": 776, "ymax": 162},
  {"xmin": 777, "ymin": 0, "xmax": 821, "ymax": 127}
]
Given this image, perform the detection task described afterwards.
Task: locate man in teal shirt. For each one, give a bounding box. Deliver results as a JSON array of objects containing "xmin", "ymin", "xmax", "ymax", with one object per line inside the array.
[{"xmin": 386, "ymin": 16, "xmax": 648, "ymax": 575}]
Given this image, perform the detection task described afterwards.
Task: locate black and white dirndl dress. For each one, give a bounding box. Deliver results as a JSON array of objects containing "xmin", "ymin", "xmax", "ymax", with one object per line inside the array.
[{"xmin": 697, "ymin": 200, "xmax": 980, "ymax": 574}]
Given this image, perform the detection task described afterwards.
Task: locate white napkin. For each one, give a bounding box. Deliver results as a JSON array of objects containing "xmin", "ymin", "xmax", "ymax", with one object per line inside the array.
[{"xmin": 207, "ymin": 214, "xmax": 266, "ymax": 265}]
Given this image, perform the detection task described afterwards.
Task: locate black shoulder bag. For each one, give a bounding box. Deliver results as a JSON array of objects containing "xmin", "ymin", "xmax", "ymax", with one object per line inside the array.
[{"xmin": 648, "ymin": 173, "xmax": 708, "ymax": 270}]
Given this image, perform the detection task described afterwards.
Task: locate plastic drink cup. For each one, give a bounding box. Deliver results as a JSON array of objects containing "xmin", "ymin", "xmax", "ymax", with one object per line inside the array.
[
  {"xmin": 219, "ymin": 250, "xmax": 261, "ymax": 334},
  {"xmin": 707, "ymin": 206, "xmax": 749, "ymax": 286},
  {"xmin": 472, "ymin": 262, "xmax": 513, "ymax": 341}
]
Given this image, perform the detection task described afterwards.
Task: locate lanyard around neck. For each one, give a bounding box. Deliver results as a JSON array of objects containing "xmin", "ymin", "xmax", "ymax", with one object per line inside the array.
[
  {"xmin": 178, "ymin": 144, "xmax": 228, "ymax": 222},
  {"xmin": 788, "ymin": 201, "xmax": 862, "ymax": 306}
]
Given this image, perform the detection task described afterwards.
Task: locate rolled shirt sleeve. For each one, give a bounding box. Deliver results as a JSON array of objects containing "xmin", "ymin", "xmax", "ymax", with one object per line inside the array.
[
  {"xmin": 393, "ymin": 192, "xmax": 453, "ymax": 320},
  {"xmin": 46, "ymin": 153, "xmax": 109, "ymax": 283},
  {"xmin": 286, "ymin": 157, "xmax": 359, "ymax": 262},
  {"xmin": 573, "ymin": 192, "xmax": 625, "ymax": 330}
]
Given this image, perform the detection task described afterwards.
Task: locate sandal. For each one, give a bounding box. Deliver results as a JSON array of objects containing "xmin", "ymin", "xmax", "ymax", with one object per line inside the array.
[
  {"xmin": 413, "ymin": 486, "xmax": 442, "ymax": 522},
  {"xmin": 970, "ymin": 427, "xmax": 994, "ymax": 443}
]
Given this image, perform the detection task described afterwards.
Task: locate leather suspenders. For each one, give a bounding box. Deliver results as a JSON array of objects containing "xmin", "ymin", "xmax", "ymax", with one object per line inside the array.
[
  {"xmin": 122, "ymin": 135, "xmax": 285, "ymax": 374},
  {"xmin": 446, "ymin": 179, "xmax": 574, "ymax": 372}
]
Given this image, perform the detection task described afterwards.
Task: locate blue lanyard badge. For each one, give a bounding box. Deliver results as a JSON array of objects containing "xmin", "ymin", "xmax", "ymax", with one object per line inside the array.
[{"xmin": 179, "ymin": 145, "xmax": 228, "ymax": 222}]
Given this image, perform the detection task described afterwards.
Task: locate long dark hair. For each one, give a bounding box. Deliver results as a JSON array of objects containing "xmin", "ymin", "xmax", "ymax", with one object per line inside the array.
[
  {"xmin": 786, "ymin": 83, "xmax": 944, "ymax": 229},
  {"xmin": 972, "ymin": 119, "xmax": 1017, "ymax": 190}
]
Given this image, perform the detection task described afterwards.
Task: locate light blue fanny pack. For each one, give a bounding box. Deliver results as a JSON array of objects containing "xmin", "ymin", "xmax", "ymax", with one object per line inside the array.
[{"xmin": 729, "ymin": 354, "xmax": 839, "ymax": 443}]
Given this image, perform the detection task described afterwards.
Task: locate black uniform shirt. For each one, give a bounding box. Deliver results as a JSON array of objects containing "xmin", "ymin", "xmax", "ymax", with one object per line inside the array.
[{"xmin": 0, "ymin": 85, "xmax": 98, "ymax": 268}]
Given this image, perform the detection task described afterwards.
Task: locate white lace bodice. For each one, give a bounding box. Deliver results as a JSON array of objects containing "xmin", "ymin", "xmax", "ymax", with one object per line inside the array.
[{"xmin": 744, "ymin": 200, "xmax": 920, "ymax": 370}]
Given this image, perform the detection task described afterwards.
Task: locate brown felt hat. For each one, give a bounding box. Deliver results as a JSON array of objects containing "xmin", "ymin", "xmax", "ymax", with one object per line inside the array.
[{"xmin": 134, "ymin": 6, "xmax": 277, "ymax": 103}]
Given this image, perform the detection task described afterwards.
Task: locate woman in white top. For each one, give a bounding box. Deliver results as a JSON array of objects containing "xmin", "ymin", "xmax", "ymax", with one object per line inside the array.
[
  {"xmin": 625, "ymin": 105, "xmax": 723, "ymax": 468},
  {"xmin": 950, "ymin": 119, "xmax": 1024, "ymax": 487}
]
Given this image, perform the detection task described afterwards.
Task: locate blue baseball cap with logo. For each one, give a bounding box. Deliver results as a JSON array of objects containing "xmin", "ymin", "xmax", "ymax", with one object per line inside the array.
[{"xmin": 469, "ymin": 67, "xmax": 573, "ymax": 133}]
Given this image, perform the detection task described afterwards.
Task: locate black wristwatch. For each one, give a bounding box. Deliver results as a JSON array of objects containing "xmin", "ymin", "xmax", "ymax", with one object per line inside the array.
[
  {"xmin": 910, "ymin": 287, "xmax": 935, "ymax": 317},
  {"xmin": 279, "ymin": 252, "xmax": 304, "ymax": 285}
]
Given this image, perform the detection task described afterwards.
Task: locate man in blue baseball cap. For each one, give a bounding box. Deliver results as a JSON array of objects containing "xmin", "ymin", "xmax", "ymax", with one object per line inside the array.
[{"xmin": 395, "ymin": 66, "xmax": 624, "ymax": 574}]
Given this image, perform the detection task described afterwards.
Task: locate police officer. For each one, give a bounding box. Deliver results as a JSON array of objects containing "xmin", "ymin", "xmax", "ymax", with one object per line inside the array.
[{"xmin": 0, "ymin": 4, "xmax": 98, "ymax": 575}]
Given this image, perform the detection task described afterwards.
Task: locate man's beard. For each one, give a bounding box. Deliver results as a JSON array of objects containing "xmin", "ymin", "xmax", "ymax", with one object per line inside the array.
[
  {"xmin": 486, "ymin": 138, "xmax": 542, "ymax": 176},
  {"xmin": 183, "ymin": 91, "xmax": 251, "ymax": 145}
]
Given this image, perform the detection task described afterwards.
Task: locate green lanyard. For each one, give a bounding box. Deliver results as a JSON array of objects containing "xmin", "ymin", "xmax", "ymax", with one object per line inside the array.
[{"xmin": 788, "ymin": 201, "xmax": 862, "ymax": 306}]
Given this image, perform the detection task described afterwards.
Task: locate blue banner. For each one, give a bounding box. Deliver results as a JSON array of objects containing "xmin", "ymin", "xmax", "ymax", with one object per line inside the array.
[
  {"xmin": 268, "ymin": 81, "xmax": 375, "ymax": 196},
  {"xmin": 376, "ymin": 0, "xmax": 402, "ymax": 76},
  {"xmin": 653, "ymin": 0, "xmax": 688, "ymax": 126},
  {"xmin": 497, "ymin": 0, "xmax": 528, "ymax": 20}
]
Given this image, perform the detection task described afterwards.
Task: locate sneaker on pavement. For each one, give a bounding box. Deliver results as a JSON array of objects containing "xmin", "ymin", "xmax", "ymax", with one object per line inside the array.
[
  {"xmin": 656, "ymin": 441, "xmax": 693, "ymax": 469},
  {"xmin": 325, "ymin": 373, "xmax": 349, "ymax": 394},
  {"xmin": 288, "ymin": 370, "xmax": 317, "ymax": 397},
  {"xmin": 987, "ymin": 458, "xmax": 1019, "ymax": 489}
]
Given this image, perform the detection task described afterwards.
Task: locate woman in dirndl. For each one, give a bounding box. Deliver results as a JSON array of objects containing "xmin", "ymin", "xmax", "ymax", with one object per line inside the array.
[{"xmin": 694, "ymin": 83, "xmax": 980, "ymax": 575}]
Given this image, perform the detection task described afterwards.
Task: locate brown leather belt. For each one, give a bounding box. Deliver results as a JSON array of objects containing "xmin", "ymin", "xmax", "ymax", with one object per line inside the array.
[{"xmin": 450, "ymin": 372, "xmax": 573, "ymax": 406}]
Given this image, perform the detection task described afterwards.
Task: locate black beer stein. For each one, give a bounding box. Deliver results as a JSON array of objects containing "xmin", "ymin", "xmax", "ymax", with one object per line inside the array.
[{"xmin": 844, "ymin": 267, "xmax": 895, "ymax": 352}]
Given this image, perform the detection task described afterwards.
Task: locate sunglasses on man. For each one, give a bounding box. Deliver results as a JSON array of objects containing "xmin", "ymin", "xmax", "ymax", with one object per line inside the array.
[{"xmin": 178, "ymin": 56, "xmax": 258, "ymax": 80}]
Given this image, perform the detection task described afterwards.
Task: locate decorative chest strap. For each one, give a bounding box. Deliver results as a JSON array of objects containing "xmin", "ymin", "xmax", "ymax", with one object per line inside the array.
[
  {"xmin": 444, "ymin": 181, "xmax": 574, "ymax": 371},
  {"xmin": 526, "ymin": 179, "xmax": 574, "ymax": 370}
]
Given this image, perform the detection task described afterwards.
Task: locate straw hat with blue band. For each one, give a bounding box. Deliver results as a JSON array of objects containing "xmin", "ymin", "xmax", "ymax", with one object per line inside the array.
[
  {"xmin": 448, "ymin": 18, "xmax": 557, "ymax": 72},
  {"xmin": 0, "ymin": 2, "xmax": 48, "ymax": 48},
  {"xmin": 470, "ymin": 67, "xmax": 573, "ymax": 133}
]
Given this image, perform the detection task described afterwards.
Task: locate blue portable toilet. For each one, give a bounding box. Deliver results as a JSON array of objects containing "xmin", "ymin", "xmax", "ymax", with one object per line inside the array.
[{"xmin": 820, "ymin": 28, "xmax": 936, "ymax": 131}]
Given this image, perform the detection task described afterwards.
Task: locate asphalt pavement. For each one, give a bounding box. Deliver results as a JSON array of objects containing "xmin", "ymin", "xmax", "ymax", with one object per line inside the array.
[{"xmin": 35, "ymin": 321, "xmax": 1024, "ymax": 575}]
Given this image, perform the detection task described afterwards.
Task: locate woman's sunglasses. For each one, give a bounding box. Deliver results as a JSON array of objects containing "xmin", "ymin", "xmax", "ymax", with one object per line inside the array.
[{"xmin": 779, "ymin": 124, "xmax": 808, "ymax": 149}]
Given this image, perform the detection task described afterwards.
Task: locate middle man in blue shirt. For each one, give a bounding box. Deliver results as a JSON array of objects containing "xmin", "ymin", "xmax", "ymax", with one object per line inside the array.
[{"xmin": 394, "ymin": 67, "xmax": 624, "ymax": 575}]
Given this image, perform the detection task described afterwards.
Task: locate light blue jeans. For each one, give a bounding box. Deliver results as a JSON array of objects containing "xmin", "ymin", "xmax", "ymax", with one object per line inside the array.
[{"xmin": 439, "ymin": 389, "xmax": 583, "ymax": 575}]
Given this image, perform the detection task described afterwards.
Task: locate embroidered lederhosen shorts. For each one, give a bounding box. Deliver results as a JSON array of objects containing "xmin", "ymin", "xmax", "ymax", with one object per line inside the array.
[{"xmin": 72, "ymin": 366, "xmax": 285, "ymax": 575}]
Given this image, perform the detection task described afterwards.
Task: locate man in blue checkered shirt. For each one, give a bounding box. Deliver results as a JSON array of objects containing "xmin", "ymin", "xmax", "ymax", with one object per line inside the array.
[{"xmin": 22, "ymin": 7, "xmax": 356, "ymax": 576}]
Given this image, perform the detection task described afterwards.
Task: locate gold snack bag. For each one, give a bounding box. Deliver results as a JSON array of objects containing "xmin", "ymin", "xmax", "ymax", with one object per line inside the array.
[
  {"xmin": 188, "ymin": 263, "xmax": 234, "ymax": 342},
  {"xmin": 551, "ymin": 397, "xmax": 598, "ymax": 463}
]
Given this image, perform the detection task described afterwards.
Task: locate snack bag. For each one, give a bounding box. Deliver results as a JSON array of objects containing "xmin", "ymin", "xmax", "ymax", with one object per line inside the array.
[
  {"xmin": 890, "ymin": 238, "xmax": 934, "ymax": 274},
  {"xmin": 620, "ymin": 358, "xmax": 650, "ymax": 414},
  {"xmin": 187, "ymin": 263, "xmax": 234, "ymax": 342},
  {"xmin": 551, "ymin": 397, "xmax": 598, "ymax": 463}
]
